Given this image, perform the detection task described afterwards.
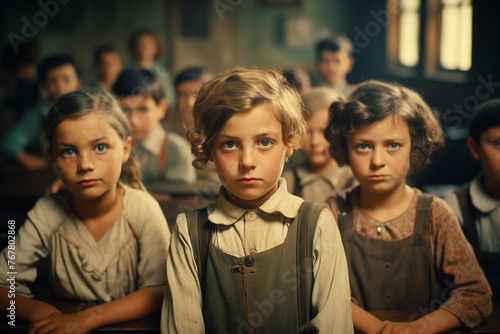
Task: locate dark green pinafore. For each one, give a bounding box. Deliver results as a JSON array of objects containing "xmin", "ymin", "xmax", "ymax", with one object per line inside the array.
[
  {"xmin": 187, "ymin": 201, "xmax": 324, "ymax": 334},
  {"xmin": 335, "ymin": 191, "xmax": 445, "ymax": 311}
]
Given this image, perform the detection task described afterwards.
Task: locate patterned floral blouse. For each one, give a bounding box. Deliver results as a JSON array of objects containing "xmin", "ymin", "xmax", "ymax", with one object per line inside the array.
[{"xmin": 326, "ymin": 186, "xmax": 492, "ymax": 328}]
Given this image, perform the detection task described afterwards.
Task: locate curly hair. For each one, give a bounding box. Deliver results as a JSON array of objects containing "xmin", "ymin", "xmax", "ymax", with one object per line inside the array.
[
  {"xmin": 188, "ymin": 67, "xmax": 308, "ymax": 169},
  {"xmin": 324, "ymin": 80, "xmax": 444, "ymax": 173}
]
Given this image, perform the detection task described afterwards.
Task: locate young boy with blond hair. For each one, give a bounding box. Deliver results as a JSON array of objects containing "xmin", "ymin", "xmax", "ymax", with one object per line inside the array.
[{"xmin": 161, "ymin": 68, "xmax": 353, "ymax": 333}]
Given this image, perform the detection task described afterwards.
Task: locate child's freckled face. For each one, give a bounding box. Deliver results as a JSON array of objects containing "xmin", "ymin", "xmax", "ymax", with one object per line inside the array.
[
  {"xmin": 210, "ymin": 104, "xmax": 293, "ymax": 208},
  {"xmin": 119, "ymin": 95, "xmax": 165, "ymax": 141},
  {"xmin": 347, "ymin": 115, "xmax": 412, "ymax": 194},
  {"xmin": 48, "ymin": 111, "xmax": 131, "ymax": 201}
]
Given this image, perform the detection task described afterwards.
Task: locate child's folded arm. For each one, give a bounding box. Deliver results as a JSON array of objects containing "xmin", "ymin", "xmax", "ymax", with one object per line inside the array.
[
  {"xmin": 308, "ymin": 208, "xmax": 354, "ymax": 333},
  {"xmin": 430, "ymin": 198, "xmax": 492, "ymax": 329},
  {"xmin": 161, "ymin": 213, "xmax": 204, "ymax": 334},
  {"xmin": 28, "ymin": 285, "xmax": 165, "ymax": 334}
]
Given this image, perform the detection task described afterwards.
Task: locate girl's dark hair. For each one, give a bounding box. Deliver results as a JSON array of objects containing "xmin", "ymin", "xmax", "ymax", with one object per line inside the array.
[
  {"xmin": 324, "ymin": 80, "xmax": 444, "ymax": 173},
  {"xmin": 45, "ymin": 88, "xmax": 145, "ymax": 190}
]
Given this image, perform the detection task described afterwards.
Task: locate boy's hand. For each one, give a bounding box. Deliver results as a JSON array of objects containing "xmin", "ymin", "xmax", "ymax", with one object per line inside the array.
[
  {"xmin": 28, "ymin": 312, "xmax": 94, "ymax": 334},
  {"xmin": 17, "ymin": 152, "xmax": 47, "ymax": 171},
  {"xmin": 380, "ymin": 321, "xmax": 420, "ymax": 334}
]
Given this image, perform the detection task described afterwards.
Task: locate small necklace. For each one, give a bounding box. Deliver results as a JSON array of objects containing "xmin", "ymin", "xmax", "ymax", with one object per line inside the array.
[{"xmin": 376, "ymin": 222, "xmax": 386, "ymax": 235}]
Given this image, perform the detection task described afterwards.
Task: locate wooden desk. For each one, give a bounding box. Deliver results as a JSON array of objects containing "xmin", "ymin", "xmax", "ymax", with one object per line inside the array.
[
  {"xmin": 1, "ymin": 301, "xmax": 498, "ymax": 333},
  {"xmin": 0, "ymin": 299, "xmax": 160, "ymax": 333},
  {"xmin": 371, "ymin": 303, "xmax": 500, "ymax": 333}
]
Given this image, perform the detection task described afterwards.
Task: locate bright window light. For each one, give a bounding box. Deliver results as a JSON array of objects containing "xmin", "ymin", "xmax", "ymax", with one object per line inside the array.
[
  {"xmin": 440, "ymin": 0, "xmax": 473, "ymax": 70},
  {"xmin": 398, "ymin": 0, "xmax": 421, "ymax": 67}
]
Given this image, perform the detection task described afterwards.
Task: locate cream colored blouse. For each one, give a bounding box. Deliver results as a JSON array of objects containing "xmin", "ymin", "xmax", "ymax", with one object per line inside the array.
[{"xmin": 0, "ymin": 184, "xmax": 170, "ymax": 302}]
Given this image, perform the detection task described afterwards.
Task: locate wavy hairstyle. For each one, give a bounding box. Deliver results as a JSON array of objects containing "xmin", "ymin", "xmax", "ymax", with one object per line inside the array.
[
  {"xmin": 188, "ymin": 67, "xmax": 308, "ymax": 169},
  {"xmin": 324, "ymin": 80, "xmax": 444, "ymax": 173},
  {"xmin": 44, "ymin": 88, "xmax": 145, "ymax": 190}
]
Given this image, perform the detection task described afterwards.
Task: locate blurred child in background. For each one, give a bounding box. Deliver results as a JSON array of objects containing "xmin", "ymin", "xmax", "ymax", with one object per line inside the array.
[
  {"xmin": 316, "ymin": 35, "xmax": 355, "ymax": 96},
  {"xmin": 112, "ymin": 68, "xmax": 196, "ymax": 187},
  {"xmin": 2, "ymin": 42, "xmax": 39, "ymax": 120},
  {"xmin": 93, "ymin": 45, "xmax": 123, "ymax": 90},
  {"xmin": 283, "ymin": 86, "xmax": 356, "ymax": 203},
  {"xmin": 445, "ymin": 98, "xmax": 500, "ymax": 302},
  {"xmin": 1, "ymin": 54, "xmax": 81, "ymax": 170},
  {"xmin": 171, "ymin": 66, "xmax": 213, "ymax": 138},
  {"xmin": 128, "ymin": 29, "xmax": 175, "ymax": 110}
]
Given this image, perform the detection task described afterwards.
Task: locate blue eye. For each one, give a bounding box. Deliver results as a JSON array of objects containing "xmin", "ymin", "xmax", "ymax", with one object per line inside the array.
[
  {"xmin": 95, "ymin": 144, "xmax": 107, "ymax": 153},
  {"xmin": 62, "ymin": 148, "xmax": 75, "ymax": 157},
  {"xmin": 222, "ymin": 141, "xmax": 236, "ymax": 149},
  {"xmin": 258, "ymin": 139, "xmax": 273, "ymax": 148},
  {"xmin": 356, "ymin": 143, "xmax": 369, "ymax": 151},
  {"xmin": 388, "ymin": 142, "xmax": 400, "ymax": 150}
]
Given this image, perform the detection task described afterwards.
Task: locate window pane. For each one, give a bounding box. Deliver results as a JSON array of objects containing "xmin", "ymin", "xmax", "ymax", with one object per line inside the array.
[
  {"xmin": 440, "ymin": 0, "xmax": 472, "ymax": 70},
  {"xmin": 398, "ymin": 0, "xmax": 421, "ymax": 67},
  {"xmin": 458, "ymin": 3, "xmax": 472, "ymax": 70}
]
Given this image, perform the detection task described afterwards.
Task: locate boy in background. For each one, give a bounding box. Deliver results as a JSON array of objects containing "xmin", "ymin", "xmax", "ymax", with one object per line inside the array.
[
  {"xmin": 1, "ymin": 54, "xmax": 81, "ymax": 170},
  {"xmin": 112, "ymin": 68, "xmax": 196, "ymax": 186},
  {"xmin": 445, "ymin": 99, "xmax": 500, "ymax": 302},
  {"xmin": 93, "ymin": 45, "xmax": 123, "ymax": 90},
  {"xmin": 316, "ymin": 35, "xmax": 355, "ymax": 96},
  {"xmin": 283, "ymin": 87, "xmax": 356, "ymax": 203},
  {"xmin": 171, "ymin": 67, "xmax": 213, "ymax": 138}
]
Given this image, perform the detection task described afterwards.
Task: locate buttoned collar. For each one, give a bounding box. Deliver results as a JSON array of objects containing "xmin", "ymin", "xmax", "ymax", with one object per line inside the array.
[
  {"xmin": 136, "ymin": 123, "xmax": 166, "ymax": 156},
  {"xmin": 207, "ymin": 178, "xmax": 303, "ymax": 226},
  {"xmin": 470, "ymin": 173, "xmax": 500, "ymax": 213}
]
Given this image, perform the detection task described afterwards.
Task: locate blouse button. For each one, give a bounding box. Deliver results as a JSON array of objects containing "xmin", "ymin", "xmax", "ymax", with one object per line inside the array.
[
  {"xmin": 246, "ymin": 211, "xmax": 257, "ymax": 220},
  {"xmin": 386, "ymin": 293, "xmax": 391, "ymax": 299},
  {"xmin": 385, "ymin": 262, "xmax": 390, "ymax": 268},
  {"xmin": 244, "ymin": 256, "xmax": 255, "ymax": 267}
]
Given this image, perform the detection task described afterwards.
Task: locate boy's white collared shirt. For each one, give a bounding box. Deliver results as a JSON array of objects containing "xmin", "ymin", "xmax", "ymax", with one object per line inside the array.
[
  {"xmin": 132, "ymin": 123, "xmax": 196, "ymax": 184},
  {"xmin": 207, "ymin": 178, "xmax": 303, "ymax": 256},
  {"xmin": 161, "ymin": 178, "xmax": 354, "ymax": 333},
  {"xmin": 137, "ymin": 123, "xmax": 165, "ymax": 157},
  {"xmin": 446, "ymin": 173, "xmax": 500, "ymax": 253}
]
